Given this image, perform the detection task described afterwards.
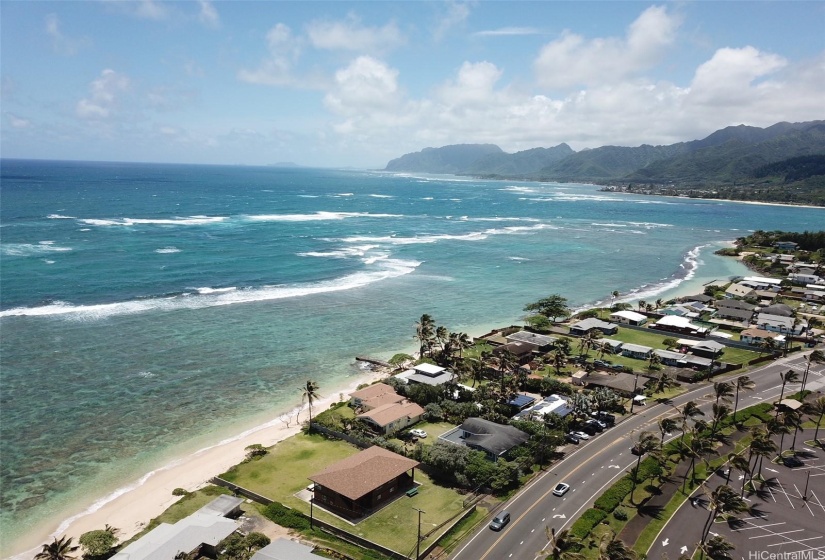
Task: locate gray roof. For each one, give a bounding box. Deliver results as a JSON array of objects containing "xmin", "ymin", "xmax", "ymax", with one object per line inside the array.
[
  {"xmin": 506, "ymin": 330, "xmax": 557, "ymax": 347},
  {"xmin": 252, "ymin": 539, "xmax": 319, "ymax": 560},
  {"xmin": 681, "ymin": 355, "xmax": 712, "ymax": 367},
  {"xmin": 493, "ymin": 340, "xmax": 536, "ymax": 357},
  {"xmin": 458, "ymin": 418, "xmax": 529, "ymax": 456},
  {"xmin": 570, "ymin": 318, "xmax": 617, "ymax": 332},
  {"xmin": 682, "ymin": 294, "xmax": 715, "ymax": 303},
  {"xmin": 715, "ymin": 307, "xmax": 754, "ymax": 321},
  {"xmin": 760, "ymin": 303, "xmax": 794, "ymax": 317},
  {"xmin": 654, "ymin": 349, "xmax": 685, "ymax": 361},
  {"xmin": 112, "ymin": 514, "xmax": 238, "ymax": 560},
  {"xmin": 196, "ymin": 495, "xmax": 243, "ymax": 517},
  {"xmin": 621, "ymin": 343, "xmax": 652, "ymax": 354},
  {"xmin": 714, "ymin": 299, "xmax": 756, "ymax": 311},
  {"xmin": 406, "ymin": 371, "xmax": 454, "ymax": 386},
  {"xmin": 693, "ymin": 340, "xmax": 725, "ymax": 352}
]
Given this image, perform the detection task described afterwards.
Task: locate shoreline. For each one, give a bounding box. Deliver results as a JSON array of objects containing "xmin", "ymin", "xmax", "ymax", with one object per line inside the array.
[
  {"xmin": 7, "ymin": 366, "xmax": 392, "ymax": 560},
  {"xmin": 8, "ymin": 243, "xmax": 751, "ymax": 559}
]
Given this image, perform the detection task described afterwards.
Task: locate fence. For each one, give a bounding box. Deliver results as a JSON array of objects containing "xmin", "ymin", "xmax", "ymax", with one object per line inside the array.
[{"xmin": 310, "ymin": 423, "xmax": 372, "ymax": 449}]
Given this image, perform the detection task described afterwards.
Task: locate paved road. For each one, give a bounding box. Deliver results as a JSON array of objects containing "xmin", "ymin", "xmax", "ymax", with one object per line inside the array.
[{"xmin": 449, "ymin": 352, "xmax": 824, "ymax": 560}]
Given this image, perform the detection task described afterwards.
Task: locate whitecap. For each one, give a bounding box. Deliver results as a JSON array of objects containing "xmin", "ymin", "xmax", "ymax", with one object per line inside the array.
[
  {"xmin": 0, "ymin": 259, "xmax": 422, "ymax": 320},
  {"xmin": 194, "ymin": 287, "xmax": 238, "ymax": 295},
  {"xmin": 1, "ymin": 243, "xmax": 73, "ymax": 256},
  {"xmin": 47, "ymin": 214, "xmax": 75, "ymax": 219},
  {"xmin": 155, "ymin": 247, "xmax": 181, "ymax": 254},
  {"xmin": 79, "ymin": 216, "xmax": 227, "ymax": 227},
  {"xmin": 368, "ymin": 194, "xmax": 393, "ymax": 198},
  {"xmin": 509, "ymin": 256, "xmax": 530, "ymax": 261},
  {"xmin": 246, "ymin": 211, "xmax": 400, "ymax": 222},
  {"xmin": 297, "ymin": 245, "xmax": 380, "ymax": 259},
  {"xmin": 337, "ymin": 223, "xmax": 557, "ymax": 246}
]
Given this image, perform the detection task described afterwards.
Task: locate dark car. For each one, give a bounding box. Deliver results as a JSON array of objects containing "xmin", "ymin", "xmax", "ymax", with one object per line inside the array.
[
  {"xmin": 565, "ymin": 433, "xmax": 581, "ymax": 444},
  {"xmin": 585, "ymin": 419, "xmax": 606, "ymax": 431},
  {"xmin": 592, "ymin": 411, "xmax": 616, "ymax": 425},
  {"xmin": 489, "ymin": 511, "xmax": 510, "ymax": 531},
  {"xmin": 593, "ymin": 360, "xmax": 611, "ymax": 368},
  {"xmin": 783, "ymin": 456, "xmax": 804, "ymax": 468},
  {"xmin": 579, "ymin": 423, "xmax": 598, "ymax": 435}
]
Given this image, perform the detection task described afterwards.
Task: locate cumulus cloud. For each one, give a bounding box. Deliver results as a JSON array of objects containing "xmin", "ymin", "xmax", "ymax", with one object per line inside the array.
[
  {"xmin": 102, "ymin": 0, "xmax": 169, "ymax": 21},
  {"xmin": 306, "ymin": 14, "xmax": 405, "ymax": 53},
  {"xmin": 437, "ymin": 61, "xmax": 503, "ymax": 105},
  {"xmin": 433, "ymin": 0, "xmax": 472, "ymax": 41},
  {"xmin": 45, "ymin": 13, "xmax": 90, "ymax": 55},
  {"xmin": 76, "ymin": 69, "xmax": 130, "ymax": 119},
  {"xmin": 237, "ymin": 23, "xmax": 304, "ymax": 86},
  {"xmin": 324, "ymin": 56, "xmax": 401, "ymax": 117},
  {"xmin": 534, "ymin": 5, "xmax": 681, "ymax": 89},
  {"xmin": 688, "ymin": 46, "xmax": 787, "ymax": 105}
]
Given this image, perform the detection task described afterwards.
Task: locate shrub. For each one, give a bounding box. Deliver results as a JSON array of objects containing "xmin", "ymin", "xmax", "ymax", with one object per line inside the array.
[
  {"xmin": 244, "ymin": 444, "xmax": 268, "ymax": 462},
  {"xmin": 613, "ymin": 508, "xmax": 628, "ymax": 521},
  {"xmin": 172, "ymin": 488, "xmax": 190, "ymax": 496},
  {"xmin": 262, "ymin": 502, "xmax": 311, "ymax": 531},
  {"xmin": 635, "ymin": 457, "xmax": 663, "ymax": 482},
  {"xmin": 594, "ymin": 476, "xmax": 634, "ymax": 512},
  {"xmin": 79, "ymin": 529, "xmax": 118, "ymax": 557},
  {"xmin": 569, "ymin": 508, "xmax": 607, "ymax": 540}
]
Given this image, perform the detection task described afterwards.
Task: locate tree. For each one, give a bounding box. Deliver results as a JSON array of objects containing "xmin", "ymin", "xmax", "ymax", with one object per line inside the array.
[
  {"xmin": 630, "ymin": 431, "xmax": 658, "ymax": 497},
  {"xmin": 701, "ymin": 485, "xmax": 747, "ymax": 544},
  {"xmin": 732, "ymin": 376, "xmax": 755, "ymax": 422},
  {"xmin": 679, "ymin": 401, "xmax": 705, "ymax": 444},
  {"xmin": 599, "ymin": 530, "xmax": 637, "ymax": 560},
  {"xmin": 647, "ymin": 352, "xmax": 662, "ymax": 373},
  {"xmin": 415, "ymin": 314, "xmax": 436, "ymax": 357},
  {"xmin": 658, "ymin": 417, "xmax": 679, "ymax": 450},
  {"xmin": 543, "ymin": 527, "xmax": 584, "ymax": 560},
  {"xmin": 811, "ymin": 396, "xmax": 825, "ymax": 447},
  {"xmin": 759, "ymin": 337, "xmax": 777, "ymax": 356},
  {"xmin": 662, "ymin": 337, "xmax": 679, "ymax": 350},
  {"xmin": 681, "ymin": 430, "xmax": 714, "ymax": 492},
  {"xmin": 747, "ymin": 429, "xmax": 777, "ymax": 481},
  {"xmin": 300, "ymin": 380, "xmax": 321, "ymax": 430},
  {"xmin": 218, "ymin": 532, "xmax": 272, "ymax": 560},
  {"xmin": 802, "ymin": 350, "xmax": 825, "ymax": 391},
  {"xmin": 524, "ymin": 294, "xmax": 570, "ymax": 323},
  {"xmin": 776, "ymin": 370, "xmax": 800, "ymax": 412},
  {"xmin": 709, "ymin": 403, "xmax": 731, "ymax": 440},
  {"xmin": 79, "ymin": 529, "xmax": 118, "ymax": 558},
  {"xmin": 713, "ymin": 382, "xmax": 734, "ymax": 405},
  {"xmin": 725, "ymin": 453, "xmax": 751, "ymax": 493},
  {"xmin": 549, "ymin": 350, "xmax": 568, "ymax": 376},
  {"xmin": 699, "ymin": 535, "xmax": 735, "ymax": 560},
  {"xmin": 35, "ymin": 536, "xmax": 79, "ymax": 560},
  {"xmin": 578, "ymin": 330, "xmax": 602, "ymax": 357}
]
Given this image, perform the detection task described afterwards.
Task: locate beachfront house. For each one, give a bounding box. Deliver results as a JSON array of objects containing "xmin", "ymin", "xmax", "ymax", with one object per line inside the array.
[
  {"xmin": 713, "ymin": 306, "xmax": 754, "ymax": 323},
  {"xmin": 309, "ymin": 446, "xmax": 420, "ymax": 520},
  {"xmin": 349, "ymin": 383, "xmax": 405, "ymax": 410},
  {"xmin": 725, "ymin": 283, "xmax": 755, "ymax": 299},
  {"xmin": 569, "ymin": 318, "xmax": 618, "ymax": 336},
  {"xmin": 513, "ymin": 394, "xmax": 573, "ymax": 420},
  {"xmin": 357, "ymin": 400, "xmax": 425, "ymax": 436},
  {"xmin": 493, "ymin": 340, "xmax": 538, "ymax": 365},
  {"xmin": 774, "ymin": 241, "xmax": 799, "ymax": 251},
  {"xmin": 609, "ymin": 310, "xmax": 648, "ymax": 326},
  {"xmin": 111, "ymin": 495, "xmax": 243, "ymax": 560},
  {"xmin": 397, "ymin": 363, "xmax": 454, "ymax": 386},
  {"xmin": 505, "ymin": 330, "xmax": 557, "ymax": 351},
  {"xmin": 755, "ymin": 313, "xmax": 806, "ymax": 335},
  {"xmin": 653, "ymin": 315, "xmax": 709, "ymax": 337},
  {"xmin": 251, "ymin": 539, "xmax": 318, "ymax": 560},
  {"xmin": 741, "ymin": 276, "xmax": 783, "ymax": 292}
]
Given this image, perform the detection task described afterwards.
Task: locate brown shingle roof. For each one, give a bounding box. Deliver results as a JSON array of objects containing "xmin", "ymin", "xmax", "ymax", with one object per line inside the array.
[
  {"xmin": 350, "ymin": 383, "xmax": 396, "ymax": 401},
  {"xmin": 357, "ymin": 401, "xmax": 424, "ymax": 427},
  {"xmin": 309, "ymin": 446, "xmax": 420, "ymax": 500}
]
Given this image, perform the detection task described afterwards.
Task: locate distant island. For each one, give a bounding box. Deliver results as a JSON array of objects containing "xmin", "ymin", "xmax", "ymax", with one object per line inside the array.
[{"xmin": 384, "ymin": 120, "xmax": 825, "ymax": 206}]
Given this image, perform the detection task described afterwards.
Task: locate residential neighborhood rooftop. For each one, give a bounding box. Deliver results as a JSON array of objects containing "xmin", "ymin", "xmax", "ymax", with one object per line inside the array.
[{"xmin": 309, "ymin": 446, "xmax": 420, "ymax": 501}]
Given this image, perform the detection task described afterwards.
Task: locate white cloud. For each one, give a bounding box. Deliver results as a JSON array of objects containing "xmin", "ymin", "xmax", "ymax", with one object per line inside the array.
[
  {"xmin": 45, "ymin": 13, "xmax": 90, "ymax": 55},
  {"xmin": 437, "ymin": 61, "xmax": 503, "ymax": 105},
  {"xmin": 688, "ymin": 46, "xmax": 787, "ymax": 105},
  {"xmin": 433, "ymin": 0, "xmax": 472, "ymax": 42},
  {"xmin": 473, "ymin": 27, "xmax": 540, "ymax": 37},
  {"xmin": 237, "ymin": 23, "xmax": 326, "ymax": 88},
  {"xmin": 102, "ymin": 0, "xmax": 169, "ymax": 21},
  {"xmin": 534, "ymin": 5, "xmax": 681, "ymax": 89},
  {"xmin": 76, "ymin": 69, "xmax": 130, "ymax": 119},
  {"xmin": 324, "ymin": 56, "xmax": 401, "ymax": 117},
  {"xmin": 306, "ymin": 15, "xmax": 406, "ymax": 53},
  {"xmin": 5, "ymin": 112, "xmax": 31, "ymax": 129},
  {"xmin": 197, "ymin": 0, "xmax": 220, "ymax": 28}
]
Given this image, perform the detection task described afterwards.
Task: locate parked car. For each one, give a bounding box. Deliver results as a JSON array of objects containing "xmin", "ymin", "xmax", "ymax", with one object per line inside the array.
[
  {"xmin": 611, "ymin": 364, "xmax": 625, "ymax": 371},
  {"xmin": 489, "ymin": 511, "xmax": 510, "ymax": 531},
  {"xmin": 552, "ymin": 482, "xmax": 570, "ymax": 496},
  {"xmin": 593, "ymin": 360, "xmax": 611, "ymax": 368},
  {"xmin": 585, "ymin": 419, "xmax": 605, "ymax": 432},
  {"xmin": 572, "ymin": 431, "xmax": 591, "ymax": 440},
  {"xmin": 409, "ymin": 429, "xmax": 428, "ymax": 439},
  {"xmin": 783, "ymin": 456, "xmax": 804, "ymax": 468},
  {"xmin": 578, "ymin": 424, "xmax": 598, "ymax": 436},
  {"xmin": 591, "ymin": 411, "xmax": 616, "ymax": 425},
  {"xmin": 565, "ymin": 433, "xmax": 581, "ymax": 445}
]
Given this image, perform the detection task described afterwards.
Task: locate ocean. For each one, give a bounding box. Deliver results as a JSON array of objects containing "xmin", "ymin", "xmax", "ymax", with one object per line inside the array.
[{"xmin": 0, "ymin": 159, "xmax": 822, "ymax": 555}]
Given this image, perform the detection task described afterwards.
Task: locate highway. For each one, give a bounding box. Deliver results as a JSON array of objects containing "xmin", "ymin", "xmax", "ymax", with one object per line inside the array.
[{"xmin": 449, "ymin": 351, "xmax": 823, "ymax": 560}]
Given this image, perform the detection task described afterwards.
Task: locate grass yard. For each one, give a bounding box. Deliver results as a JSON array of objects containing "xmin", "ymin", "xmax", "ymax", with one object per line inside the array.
[{"xmin": 220, "ymin": 431, "xmax": 468, "ymax": 556}]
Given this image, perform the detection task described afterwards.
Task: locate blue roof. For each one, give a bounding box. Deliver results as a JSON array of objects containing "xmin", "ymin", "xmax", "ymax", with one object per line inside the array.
[{"xmin": 507, "ymin": 394, "xmax": 536, "ymax": 408}]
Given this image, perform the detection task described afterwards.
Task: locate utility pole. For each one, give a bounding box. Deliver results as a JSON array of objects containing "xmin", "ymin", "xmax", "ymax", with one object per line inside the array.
[
  {"xmin": 803, "ymin": 470, "xmax": 811, "ymax": 501},
  {"xmin": 413, "ymin": 507, "xmax": 426, "ymax": 560},
  {"xmin": 629, "ymin": 371, "xmax": 640, "ymax": 414},
  {"xmin": 310, "ymin": 486, "xmax": 315, "ymax": 529}
]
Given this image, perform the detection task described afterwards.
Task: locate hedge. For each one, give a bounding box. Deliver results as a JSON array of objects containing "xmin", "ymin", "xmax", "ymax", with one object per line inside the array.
[
  {"xmin": 594, "ymin": 476, "xmax": 634, "ymax": 512},
  {"xmin": 262, "ymin": 502, "xmax": 311, "ymax": 531},
  {"xmin": 569, "ymin": 508, "xmax": 607, "ymax": 540}
]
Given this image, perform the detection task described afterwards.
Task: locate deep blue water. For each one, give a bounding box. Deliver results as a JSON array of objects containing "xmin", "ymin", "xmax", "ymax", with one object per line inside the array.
[{"xmin": 1, "ymin": 159, "xmax": 822, "ymax": 554}]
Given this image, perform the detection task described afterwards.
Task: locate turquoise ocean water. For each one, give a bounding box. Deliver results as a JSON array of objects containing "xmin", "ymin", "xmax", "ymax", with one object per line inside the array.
[{"xmin": 1, "ymin": 159, "xmax": 822, "ymax": 554}]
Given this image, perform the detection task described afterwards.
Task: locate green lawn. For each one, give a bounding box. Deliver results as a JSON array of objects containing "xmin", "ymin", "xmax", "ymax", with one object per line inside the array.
[{"xmin": 220, "ymin": 432, "xmax": 468, "ymax": 555}]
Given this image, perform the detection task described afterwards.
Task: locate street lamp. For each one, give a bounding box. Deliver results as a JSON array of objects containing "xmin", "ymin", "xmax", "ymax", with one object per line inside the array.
[
  {"xmin": 413, "ymin": 507, "xmax": 426, "ymax": 560},
  {"xmin": 310, "ymin": 485, "xmax": 315, "ymax": 529},
  {"xmin": 629, "ymin": 371, "xmax": 640, "ymax": 414}
]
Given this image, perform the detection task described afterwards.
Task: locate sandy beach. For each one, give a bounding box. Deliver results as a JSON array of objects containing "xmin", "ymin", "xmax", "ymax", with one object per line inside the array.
[{"xmin": 10, "ymin": 367, "xmax": 391, "ymax": 560}]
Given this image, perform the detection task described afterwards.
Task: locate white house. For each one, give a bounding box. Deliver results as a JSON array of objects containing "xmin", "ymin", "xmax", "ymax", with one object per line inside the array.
[{"xmin": 609, "ymin": 310, "xmax": 647, "ymax": 326}]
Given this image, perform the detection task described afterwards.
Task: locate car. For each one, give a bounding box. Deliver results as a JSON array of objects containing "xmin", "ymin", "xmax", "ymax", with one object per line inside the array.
[
  {"xmin": 553, "ymin": 482, "xmax": 570, "ymax": 496},
  {"xmin": 783, "ymin": 456, "xmax": 804, "ymax": 468},
  {"xmin": 611, "ymin": 364, "xmax": 625, "ymax": 371},
  {"xmin": 572, "ymin": 431, "xmax": 590, "ymax": 440},
  {"xmin": 565, "ymin": 433, "xmax": 581, "ymax": 444},
  {"xmin": 489, "ymin": 511, "xmax": 510, "ymax": 531},
  {"xmin": 591, "ymin": 412, "xmax": 616, "ymax": 425},
  {"xmin": 409, "ymin": 429, "xmax": 428, "ymax": 439},
  {"xmin": 585, "ymin": 419, "xmax": 605, "ymax": 432},
  {"xmin": 579, "ymin": 424, "xmax": 598, "ymax": 435},
  {"xmin": 593, "ymin": 360, "xmax": 611, "ymax": 368}
]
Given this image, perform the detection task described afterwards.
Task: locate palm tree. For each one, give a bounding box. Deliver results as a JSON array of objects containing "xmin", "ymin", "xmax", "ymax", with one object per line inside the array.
[
  {"xmin": 578, "ymin": 330, "xmax": 602, "ymax": 357},
  {"xmin": 725, "ymin": 453, "xmax": 751, "ymax": 493},
  {"xmin": 415, "ymin": 314, "xmax": 435, "ymax": 357},
  {"xmin": 637, "ymin": 300, "xmax": 647, "ymax": 312},
  {"xmin": 549, "ymin": 350, "xmax": 568, "ymax": 376},
  {"xmin": 35, "ymin": 536, "xmax": 79, "ymax": 560},
  {"xmin": 759, "ymin": 337, "xmax": 777, "ymax": 356},
  {"xmin": 300, "ymin": 380, "xmax": 321, "ymax": 431},
  {"xmin": 699, "ymin": 535, "xmax": 735, "ymax": 560},
  {"xmin": 681, "ymin": 430, "xmax": 714, "ymax": 492},
  {"xmin": 599, "ymin": 530, "xmax": 637, "ymax": 560},
  {"xmin": 709, "ymin": 403, "xmax": 731, "ymax": 439},
  {"xmin": 456, "ymin": 332, "xmax": 472, "ymax": 359},
  {"xmin": 747, "ymin": 429, "xmax": 777, "ymax": 480},
  {"xmin": 679, "ymin": 401, "xmax": 705, "ymax": 444},
  {"xmin": 655, "ymin": 298, "xmax": 663, "ymax": 310},
  {"xmin": 647, "ymin": 351, "xmax": 662, "ymax": 373},
  {"xmin": 543, "ymin": 527, "xmax": 585, "ymax": 560},
  {"xmin": 811, "ymin": 396, "xmax": 825, "ymax": 447},
  {"xmin": 713, "ymin": 382, "xmax": 734, "ymax": 405},
  {"xmin": 802, "ymin": 350, "xmax": 825, "ymax": 392},
  {"xmin": 658, "ymin": 417, "xmax": 679, "ymax": 451},
  {"xmin": 732, "ymin": 376, "xmax": 755, "ymax": 422},
  {"xmin": 435, "ymin": 325, "xmax": 448, "ymax": 352},
  {"xmin": 630, "ymin": 431, "xmax": 658, "ymax": 498},
  {"xmin": 496, "ymin": 349, "xmax": 518, "ymax": 392},
  {"xmin": 776, "ymin": 370, "xmax": 801, "ymax": 417},
  {"xmin": 701, "ymin": 485, "xmax": 747, "ymax": 545}
]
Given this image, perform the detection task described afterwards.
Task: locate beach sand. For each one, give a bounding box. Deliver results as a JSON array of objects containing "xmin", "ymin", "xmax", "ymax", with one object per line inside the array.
[{"xmin": 10, "ymin": 367, "xmax": 391, "ymax": 560}]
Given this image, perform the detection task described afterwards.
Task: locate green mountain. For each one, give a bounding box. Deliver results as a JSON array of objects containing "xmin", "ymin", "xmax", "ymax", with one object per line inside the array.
[{"xmin": 383, "ymin": 121, "xmax": 825, "ymax": 204}]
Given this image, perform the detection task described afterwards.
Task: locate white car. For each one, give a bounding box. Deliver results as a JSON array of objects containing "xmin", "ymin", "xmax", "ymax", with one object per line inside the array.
[
  {"xmin": 572, "ymin": 431, "xmax": 590, "ymax": 440},
  {"xmin": 410, "ymin": 429, "xmax": 428, "ymax": 438},
  {"xmin": 553, "ymin": 482, "xmax": 570, "ymax": 496}
]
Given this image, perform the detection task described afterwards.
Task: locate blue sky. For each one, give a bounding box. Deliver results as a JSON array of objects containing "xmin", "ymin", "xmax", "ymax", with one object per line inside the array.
[{"xmin": 2, "ymin": 1, "xmax": 823, "ymax": 168}]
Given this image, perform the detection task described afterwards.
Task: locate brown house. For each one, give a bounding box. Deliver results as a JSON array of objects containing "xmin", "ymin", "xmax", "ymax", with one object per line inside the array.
[{"xmin": 309, "ymin": 446, "xmax": 420, "ymax": 520}]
